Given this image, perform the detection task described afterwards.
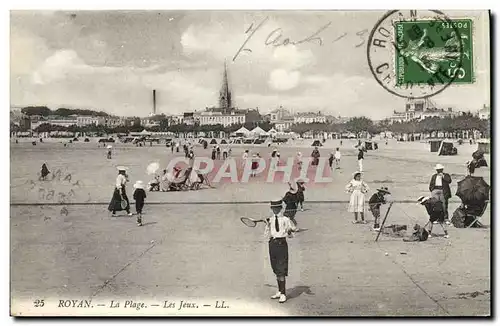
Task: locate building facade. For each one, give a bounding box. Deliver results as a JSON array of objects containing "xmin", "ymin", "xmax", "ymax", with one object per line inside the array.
[
  {"xmin": 77, "ymin": 116, "xmax": 101, "ymax": 127},
  {"xmin": 390, "ymin": 99, "xmax": 461, "ymax": 123},
  {"xmin": 293, "ymin": 112, "xmax": 327, "ymax": 124},
  {"xmin": 196, "ymin": 111, "xmax": 245, "ymax": 126}
]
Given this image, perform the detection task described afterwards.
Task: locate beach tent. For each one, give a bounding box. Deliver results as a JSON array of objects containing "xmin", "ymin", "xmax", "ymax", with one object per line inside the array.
[
  {"xmin": 220, "ymin": 139, "xmax": 228, "ymax": 144},
  {"xmin": 438, "ymin": 139, "xmax": 457, "ymax": 156},
  {"xmin": 250, "ymin": 126, "xmax": 268, "ymax": 137},
  {"xmin": 140, "ymin": 129, "xmax": 151, "ymax": 135},
  {"xmin": 233, "ymin": 127, "xmax": 250, "ymax": 137},
  {"xmin": 311, "ymin": 140, "xmax": 323, "ymax": 147},
  {"xmin": 210, "ymin": 139, "xmax": 218, "ymax": 144},
  {"xmin": 232, "ymin": 138, "xmax": 243, "ymax": 144},
  {"xmin": 477, "ymin": 139, "xmax": 490, "ymax": 154},
  {"xmin": 429, "ymin": 139, "xmax": 443, "ymax": 153}
]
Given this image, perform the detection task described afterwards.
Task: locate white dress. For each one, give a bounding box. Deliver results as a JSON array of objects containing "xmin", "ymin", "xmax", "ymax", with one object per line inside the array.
[{"xmin": 346, "ymin": 179, "xmax": 369, "ymax": 213}]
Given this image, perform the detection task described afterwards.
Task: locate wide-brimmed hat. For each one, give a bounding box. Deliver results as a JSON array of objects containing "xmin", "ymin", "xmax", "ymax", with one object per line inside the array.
[
  {"xmin": 116, "ymin": 166, "xmax": 128, "ymax": 171},
  {"xmin": 435, "ymin": 163, "xmax": 444, "ymax": 170},
  {"xmin": 377, "ymin": 187, "xmax": 391, "ymax": 194},
  {"xmin": 296, "ymin": 178, "xmax": 305, "ymax": 184},
  {"xmin": 352, "ymin": 171, "xmax": 362, "ymax": 178},
  {"xmin": 417, "ymin": 196, "xmax": 430, "ymax": 204},
  {"xmin": 107, "ymin": 145, "xmax": 112, "ymax": 149},
  {"xmin": 133, "ymin": 180, "xmax": 145, "ymax": 189},
  {"xmin": 270, "ymin": 199, "xmax": 283, "ymax": 207}
]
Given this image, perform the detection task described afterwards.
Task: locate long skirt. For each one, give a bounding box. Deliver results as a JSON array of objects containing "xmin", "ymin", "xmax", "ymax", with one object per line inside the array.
[
  {"xmin": 348, "ymin": 190, "xmax": 365, "ymax": 213},
  {"xmin": 269, "ymin": 238, "xmax": 288, "ymax": 277},
  {"xmin": 108, "ymin": 187, "xmax": 130, "ymax": 212}
]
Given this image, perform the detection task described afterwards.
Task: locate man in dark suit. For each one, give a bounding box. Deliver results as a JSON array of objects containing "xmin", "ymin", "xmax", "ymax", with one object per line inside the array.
[{"xmin": 429, "ymin": 163, "xmax": 452, "ymax": 224}]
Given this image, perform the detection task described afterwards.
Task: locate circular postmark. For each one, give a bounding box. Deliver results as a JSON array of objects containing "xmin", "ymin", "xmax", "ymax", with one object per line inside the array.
[{"xmin": 367, "ymin": 10, "xmax": 466, "ymax": 99}]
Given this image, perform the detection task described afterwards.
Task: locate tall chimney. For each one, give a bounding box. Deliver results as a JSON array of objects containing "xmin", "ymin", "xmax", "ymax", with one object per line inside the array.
[{"xmin": 153, "ymin": 89, "xmax": 156, "ymax": 115}]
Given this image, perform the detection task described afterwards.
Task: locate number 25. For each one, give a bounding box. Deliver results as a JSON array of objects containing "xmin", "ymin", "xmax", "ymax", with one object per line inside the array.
[{"xmin": 33, "ymin": 299, "xmax": 45, "ymax": 307}]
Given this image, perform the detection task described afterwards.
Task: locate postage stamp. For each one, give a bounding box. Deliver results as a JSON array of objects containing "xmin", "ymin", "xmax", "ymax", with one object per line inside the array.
[
  {"xmin": 367, "ymin": 10, "xmax": 474, "ymax": 99},
  {"xmin": 394, "ymin": 19, "xmax": 474, "ymax": 86}
]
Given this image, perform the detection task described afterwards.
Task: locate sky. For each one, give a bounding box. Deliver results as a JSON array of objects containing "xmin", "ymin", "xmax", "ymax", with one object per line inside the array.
[{"xmin": 10, "ymin": 10, "xmax": 490, "ymax": 119}]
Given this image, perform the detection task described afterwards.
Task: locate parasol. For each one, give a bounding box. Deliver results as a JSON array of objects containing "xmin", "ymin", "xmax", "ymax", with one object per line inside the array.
[
  {"xmin": 456, "ymin": 176, "xmax": 490, "ymax": 205},
  {"xmin": 146, "ymin": 162, "xmax": 160, "ymax": 175}
]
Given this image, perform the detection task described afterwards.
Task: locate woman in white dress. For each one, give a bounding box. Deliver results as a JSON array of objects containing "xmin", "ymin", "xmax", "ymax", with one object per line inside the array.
[{"xmin": 345, "ymin": 171, "xmax": 369, "ymax": 224}]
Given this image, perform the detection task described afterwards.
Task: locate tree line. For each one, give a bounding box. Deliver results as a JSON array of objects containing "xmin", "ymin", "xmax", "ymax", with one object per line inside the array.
[
  {"xmin": 13, "ymin": 109, "xmax": 489, "ymax": 138},
  {"xmin": 21, "ymin": 106, "xmax": 110, "ymax": 117}
]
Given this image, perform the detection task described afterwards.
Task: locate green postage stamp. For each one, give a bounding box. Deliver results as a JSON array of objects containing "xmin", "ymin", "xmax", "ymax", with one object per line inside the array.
[{"xmin": 395, "ymin": 19, "xmax": 473, "ymax": 86}]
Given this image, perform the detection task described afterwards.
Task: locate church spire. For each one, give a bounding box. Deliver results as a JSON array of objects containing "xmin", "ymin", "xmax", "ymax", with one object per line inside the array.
[{"xmin": 219, "ymin": 60, "xmax": 232, "ymax": 110}]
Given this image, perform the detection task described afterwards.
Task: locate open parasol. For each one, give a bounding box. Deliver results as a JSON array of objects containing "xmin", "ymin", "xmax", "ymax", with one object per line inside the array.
[
  {"xmin": 456, "ymin": 176, "xmax": 490, "ymax": 205},
  {"xmin": 146, "ymin": 162, "xmax": 160, "ymax": 175}
]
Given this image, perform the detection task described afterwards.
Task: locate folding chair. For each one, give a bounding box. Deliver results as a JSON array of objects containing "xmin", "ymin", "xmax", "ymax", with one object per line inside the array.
[{"xmin": 465, "ymin": 200, "xmax": 489, "ymax": 228}]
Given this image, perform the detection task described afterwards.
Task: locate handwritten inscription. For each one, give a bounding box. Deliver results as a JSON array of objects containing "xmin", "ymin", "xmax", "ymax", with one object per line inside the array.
[{"xmin": 233, "ymin": 17, "xmax": 372, "ymax": 62}]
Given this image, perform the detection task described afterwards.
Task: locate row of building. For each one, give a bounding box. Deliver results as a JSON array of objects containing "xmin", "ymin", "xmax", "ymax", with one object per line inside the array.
[{"xmin": 389, "ymin": 99, "xmax": 490, "ymax": 123}]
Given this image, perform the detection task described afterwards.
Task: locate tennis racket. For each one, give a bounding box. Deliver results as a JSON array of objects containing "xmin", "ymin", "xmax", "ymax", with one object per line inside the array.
[
  {"xmin": 240, "ymin": 217, "xmax": 266, "ymax": 227},
  {"xmin": 120, "ymin": 199, "xmax": 128, "ymax": 210}
]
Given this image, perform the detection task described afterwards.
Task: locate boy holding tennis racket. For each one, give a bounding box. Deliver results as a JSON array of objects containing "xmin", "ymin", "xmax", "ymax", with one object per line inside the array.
[{"xmin": 264, "ymin": 199, "xmax": 294, "ymax": 303}]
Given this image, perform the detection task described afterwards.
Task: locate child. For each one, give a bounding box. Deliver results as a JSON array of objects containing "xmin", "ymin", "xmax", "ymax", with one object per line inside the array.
[
  {"xmin": 251, "ymin": 154, "xmax": 259, "ymax": 177},
  {"xmin": 283, "ymin": 183, "xmax": 299, "ymax": 231},
  {"xmin": 296, "ymin": 179, "xmax": 306, "ymax": 211},
  {"xmin": 357, "ymin": 147, "xmax": 364, "ymax": 172},
  {"xmin": 296, "ymin": 151, "xmax": 303, "ymax": 171},
  {"xmin": 107, "ymin": 145, "xmax": 112, "ymax": 159},
  {"xmin": 264, "ymin": 199, "xmax": 294, "ymax": 303},
  {"xmin": 345, "ymin": 171, "xmax": 369, "ymax": 224},
  {"xmin": 417, "ymin": 196, "xmax": 449, "ymax": 238},
  {"xmin": 328, "ymin": 151, "xmax": 334, "ymax": 171},
  {"xmin": 133, "ymin": 180, "xmax": 147, "ymax": 226},
  {"xmin": 211, "ymin": 147, "xmax": 216, "ymax": 161},
  {"xmin": 40, "ymin": 163, "xmax": 50, "ymax": 180},
  {"xmin": 334, "ymin": 147, "xmax": 341, "ymax": 169},
  {"xmin": 369, "ymin": 187, "xmax": 391, "ymax": 231}
]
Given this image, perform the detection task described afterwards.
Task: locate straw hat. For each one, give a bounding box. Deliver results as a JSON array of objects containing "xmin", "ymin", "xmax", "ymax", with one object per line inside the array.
[
  {"xmin": 352, "ymin": 171, "xmax": 362, "ymax": 178},
  {"xmin": 107, "ymin": 145, "xmax": 112, "ymax": 149},
  {"xmin": 435, "ymin": 163, "xmax": 444, "ymax": 170},
  {"xmin": 377, "ymin": 187, "xmax": 391, "ymax": 194},
  {"xmin": 116, "ymin": 166, "xmax": 128, "ymax": 171},
  {"xmin": 270, "ymin": 199, "xmax": 283, "ymax": 207},
  {"xmin": 133, "ymin": 180, "xmax": 145, "ymax": 189}
]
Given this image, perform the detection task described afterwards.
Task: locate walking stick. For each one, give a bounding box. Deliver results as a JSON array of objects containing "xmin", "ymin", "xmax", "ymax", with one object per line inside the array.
[{"xmin": 375, "ymin": 202, "xmax": 394, "ymax": 242}]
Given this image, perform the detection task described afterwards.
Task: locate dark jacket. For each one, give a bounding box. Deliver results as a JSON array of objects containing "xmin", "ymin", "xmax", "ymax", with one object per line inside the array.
[
  {"xmin": 358, "ymin": 150, "xmax": 364, "ymax": 160},
  {"xmin": 133, "ymin": 188, "xmax": 147, "ymax": 205},
  {"xmin": 429, "ymin": 173, "xmax": 452, "ymax": 199},
  {"xmin": 282, "ymin": 191, "xmax": 298, "ymax": 218},
  {"xmin": 422, "ymin": 197, "xmax": 445, "ymax": 222},
  {"xmin": 369, "ymin": 192, "xmax": 386, "ymax": 209}
]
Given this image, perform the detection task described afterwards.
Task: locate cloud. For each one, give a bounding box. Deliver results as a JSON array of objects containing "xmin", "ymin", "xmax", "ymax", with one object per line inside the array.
[
  {"xmin": 268, "ymin": 69, "xmax": 301, "ymax": 90},
  {"xmin": 272, "ymin": 45, "xmax": 314, "ymax": 70}
]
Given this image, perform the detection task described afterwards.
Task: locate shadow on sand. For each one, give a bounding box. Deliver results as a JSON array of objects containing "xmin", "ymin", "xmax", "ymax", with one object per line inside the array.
[{"xmin": 286, "ymin": 285, "xmax": 315, "ymax": 299}]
